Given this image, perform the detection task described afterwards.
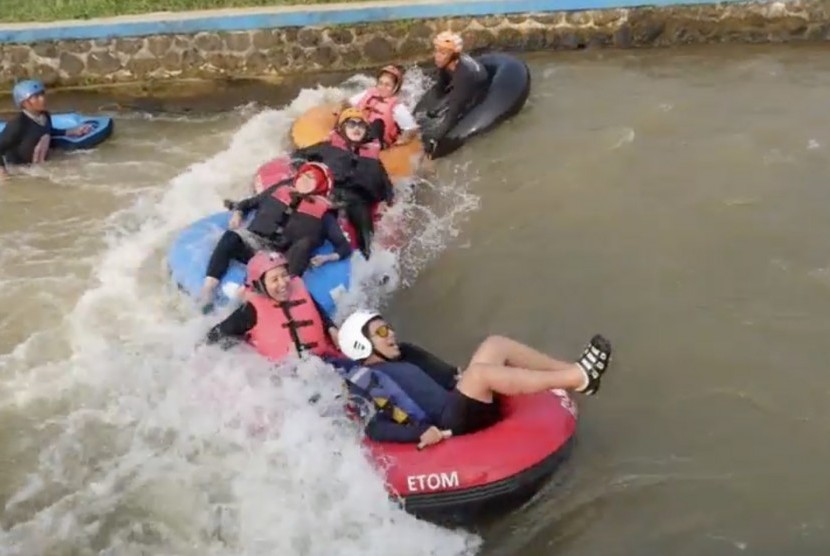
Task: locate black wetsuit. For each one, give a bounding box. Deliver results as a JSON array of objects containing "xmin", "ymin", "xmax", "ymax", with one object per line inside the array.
[
  {"xmin": 292, "ymin": 141, "xmax": 394, "ymax": 257},
  {"xmin": 206, "ymin": 297, "xmax": 335, "ymax": 347},
  {"xmin": 421, "ymin": 55, "xmax": 489, "ymax": 146},
  {"xmin": 0, "ymin": 111, "xmax": 65, "ymax": 168},
  {"xmin": 206, "ymin": 181, "xmax": 352, "ymax": 279}
]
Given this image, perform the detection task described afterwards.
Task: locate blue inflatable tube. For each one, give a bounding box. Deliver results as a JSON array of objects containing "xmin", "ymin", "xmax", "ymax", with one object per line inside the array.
[
  {"xmin": 167, "ymin": 211, "xmax": 353, "ymax": 320},
  {"xmin": 0, "ymin": 112, "xmax": 114, "ymax": 151}
]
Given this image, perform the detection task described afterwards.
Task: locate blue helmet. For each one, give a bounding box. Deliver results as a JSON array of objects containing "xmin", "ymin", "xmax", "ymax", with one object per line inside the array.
[{"xmin": 13, "ymin": 80, "xmax": 45, "ymax": 108}]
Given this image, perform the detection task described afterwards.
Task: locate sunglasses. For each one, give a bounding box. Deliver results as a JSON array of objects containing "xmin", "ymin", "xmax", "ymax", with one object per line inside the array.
[
  {"xmin": 344, "ymin": 119, "xmax": 367, "ymax": 130},
  {"xmin": 372, "ymin": 324, "xmax": 392, "ymax": 338}
]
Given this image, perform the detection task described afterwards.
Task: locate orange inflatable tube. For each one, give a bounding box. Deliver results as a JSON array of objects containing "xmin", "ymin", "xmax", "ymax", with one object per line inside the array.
[{"xmin": 290, "ymin": 102, "xmax": 424, "ymax": 180}]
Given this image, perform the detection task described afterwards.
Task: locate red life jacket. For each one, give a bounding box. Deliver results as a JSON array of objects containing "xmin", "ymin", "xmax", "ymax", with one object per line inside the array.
[
  {"xmin": 245, "ymin": 278, "xmax": 338, "ymax": 360},
  {"xmin": 266, "ymin": 185, "xmax": 332, "ymax": 241},
  {"xmin": 271, "ymin": 185, "xmax": 330, "ymax": 219},
  {"xmin": 329, "ymin": 131, "xmax": 381, "ymax": 160},
  {"xmin": 356, "ymin": 88, "xmax": 400, "ymax": 146}
]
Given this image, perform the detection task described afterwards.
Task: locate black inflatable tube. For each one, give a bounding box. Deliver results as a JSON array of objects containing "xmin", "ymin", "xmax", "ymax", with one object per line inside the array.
[{"xmin": 415, "ymin": 53, "xmax": 531, "ymax": 159}]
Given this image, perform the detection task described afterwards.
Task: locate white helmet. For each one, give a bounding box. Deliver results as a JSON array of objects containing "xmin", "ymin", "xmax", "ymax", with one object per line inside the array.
[{"xmin": 338, "ymin": 310, "xmax": 382, "ymax": 360}]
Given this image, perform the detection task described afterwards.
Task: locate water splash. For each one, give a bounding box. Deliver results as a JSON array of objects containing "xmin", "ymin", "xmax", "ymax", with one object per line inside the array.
[{"xmin": 0, "ymin": 71, "xmax": 482, "ymax": 555}]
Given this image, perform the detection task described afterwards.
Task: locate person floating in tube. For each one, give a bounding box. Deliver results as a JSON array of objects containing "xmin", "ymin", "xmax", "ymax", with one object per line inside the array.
[
  {"xmin": 418, "ymin": 31, "xmax": 489, "ymax": 158},
  {"xmin": 205, "ymin": 250, "xmax": 341, "ymax": 361},
  {"xmin": 292, "ymin": 108, "xmax": 395, "ymax": 259},
  {"xmin": 331, "ymin": 311, "xmax": 613, "ymax": 450},
  {"xmin": 0, "ymin": 80, "xmax": 92, "ymax": 181},
  {"xmin": 338, "ymin": 65, "xmax": 419, "ymax": 149},
  {"xmin": 197, "ymin": 162, "xmax": 352, "ymax": 310}
]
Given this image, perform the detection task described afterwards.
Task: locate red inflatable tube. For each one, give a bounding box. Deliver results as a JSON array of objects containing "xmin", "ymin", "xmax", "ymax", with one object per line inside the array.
[
  {"xmin": 251, "ymin": 158, "xmax": 577, "ymax": 523},
  {"xmin": 366, "ymin": 390, "xmax": 578, "ymax": 523}
]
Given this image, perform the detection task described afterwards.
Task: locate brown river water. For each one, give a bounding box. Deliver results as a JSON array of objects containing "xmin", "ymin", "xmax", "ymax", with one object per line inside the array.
[{"xmin": 2, "ymin": 43, "xmax": 830, "ymax": 555}]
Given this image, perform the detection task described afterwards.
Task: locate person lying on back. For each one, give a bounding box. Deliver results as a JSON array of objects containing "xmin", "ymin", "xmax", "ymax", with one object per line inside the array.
[
  {"xmin": 292, "ymin": 109, "xmax": 394, "ymax": 258},
  {"xmin": 206, "ymin": 250, "xmax": 340, "ymax": 361},
  {"xmin": 198, "ymin": 162, "xmax": 351, "ymax": 309},
  {"xmin": 332, "ymin": 310, "xmax": 613, "ymax": 449}
]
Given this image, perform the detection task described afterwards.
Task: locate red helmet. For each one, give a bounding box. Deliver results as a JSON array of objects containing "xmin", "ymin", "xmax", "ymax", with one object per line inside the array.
[
  {"xmin": 294, "ymin": 161, "xmax": 334, "ymax": 196},
  {"xmin": 246, "ymin": 251, "xmax": 288, "ymax": 289},
  {"xmin": 378, "ymin": 65, "xmax": 403, "ymax": 93}
]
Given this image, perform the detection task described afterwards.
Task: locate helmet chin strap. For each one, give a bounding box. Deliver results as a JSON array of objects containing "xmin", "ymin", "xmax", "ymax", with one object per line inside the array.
[
  {"xmin": 372, "ymin": 347, "xmax": 392, "ymax": 362},
  {"xmin": 255, "ymin": 278, "xmax": 268, "ymax": 296},
  {"xmin": 257, "ymin": 278, "xmax": 282, "ymax": 301}
]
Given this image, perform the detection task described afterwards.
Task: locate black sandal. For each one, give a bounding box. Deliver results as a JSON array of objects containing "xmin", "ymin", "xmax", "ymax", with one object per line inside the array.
[{"xmin": 576, "ymin": 334, "xmax": 612, "ymax": 395}]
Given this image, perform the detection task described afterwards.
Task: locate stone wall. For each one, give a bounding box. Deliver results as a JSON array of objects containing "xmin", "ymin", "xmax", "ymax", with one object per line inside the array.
[{"xmin": 0, "ymin": 0, "xmax": 826, "ymax": 88}]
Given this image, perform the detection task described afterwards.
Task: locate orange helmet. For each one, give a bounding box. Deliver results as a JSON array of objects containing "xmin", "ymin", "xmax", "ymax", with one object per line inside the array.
[
  {"xmin": 433, "ymin": 31, "xmax": 463, "ymax": 54},
  {"xmin": 378, "ymin": 65, "xmax": 403, "ymax": 92},
  {"xmin": 337, "ymin": 107, "xmax": 368, "ymax": 128}
]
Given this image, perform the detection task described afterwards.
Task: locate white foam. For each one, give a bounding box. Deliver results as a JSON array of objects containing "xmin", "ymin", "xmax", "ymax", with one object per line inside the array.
[{"xmin": 0, "ymin": 71, "xmax": 482, "ymax": 555}]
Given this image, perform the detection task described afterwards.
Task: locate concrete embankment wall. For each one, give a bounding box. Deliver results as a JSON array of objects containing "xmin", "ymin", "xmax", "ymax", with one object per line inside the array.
[{"xmin": 0, "ymin": 0, "xmax": 824, "ymax": 87}]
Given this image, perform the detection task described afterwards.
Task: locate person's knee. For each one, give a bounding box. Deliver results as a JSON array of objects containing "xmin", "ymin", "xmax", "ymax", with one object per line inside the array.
[
  {"xmin": 216, "ymin": 230, "xmax": 243, "ymax": 250},
  {"xmin": 484, "ymin": 335, "xmax": 510, "ymax": 348},
  {"xmin": 216, "ymin": 230, "xmax": 234, "ymax": 246},
  {"xmin": 457, "ymin": 363, "xmax": 487, "ymax": 391},
  {"xmin": 210, "ymin": 232, "xmax": 236, "ymax": 261},
  {"xmin": 288, "ymin": 240, "xmax": 310, "ymax": 259},
  {"xmin": 479, "ymin": 335, "xmax": 509, "ymax": 354},
  {"xmin": 456, "ymin": 363, "xmax": 498, "ymax": 403},
  {"xmin": 296, "ymin": 236, "xmax": 315, "ymax": 248},
  {"xmin": 286, "ymin": 239, "xmax": 315, "ymax": 275},
  {"xmin": 469, "ymin": 335, "xmax": 510, "ymax": 365}
]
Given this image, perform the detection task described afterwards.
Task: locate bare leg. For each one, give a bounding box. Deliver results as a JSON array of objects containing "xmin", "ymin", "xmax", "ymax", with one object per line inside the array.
[
  {"xmin": 199, "ymin": 276, "xmax": 220, "ymax": 305},
  {"xmin": 457, "ymin": 335, "xmax": 611, "ymax": 403},
  {"xmin": 457, "ymin": 363, "xmax": 587, "ymax": 403},
  {"xmin": 198, "ymin": 231, "xmax": 254, "ymax": 307},
  {"xmin": 468, "ymin": 335, "xmax": 574, "ymax": 372}
]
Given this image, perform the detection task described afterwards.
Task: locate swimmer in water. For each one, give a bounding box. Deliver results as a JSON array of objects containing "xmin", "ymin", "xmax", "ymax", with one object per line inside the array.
[{"xmin": 0, "ymin": 80, "xmax": 91, "ymax": 180}]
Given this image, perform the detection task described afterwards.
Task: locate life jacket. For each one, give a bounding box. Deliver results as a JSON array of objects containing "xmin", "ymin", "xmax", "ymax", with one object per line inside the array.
[
  {"xmin": 268, "ymin": 185, "xmax": 332, "ymax": 240},
  {"xmin": 245, "ymin": 278, "xmax": 337, "ymax": 360},
  {"xmin": 356, "ymin": 88, "xmax": 400, "ymax": 146},
  {"xmin": 334, "ymin": 359, "xmax": 430, "ymax": 425},
  {"xmin": 328, "ymin": 131, "xmax": 381, "ymax": 160}
]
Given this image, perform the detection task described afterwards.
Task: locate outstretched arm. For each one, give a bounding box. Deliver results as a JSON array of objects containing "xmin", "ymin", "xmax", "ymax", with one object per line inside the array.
[
  {"xmin": 205, "ymin": 302, "xmax": 257, "ymax": 347},
  {"xmin": 233, "ymin": 183, "xmax": 280, "ymax": 214}
]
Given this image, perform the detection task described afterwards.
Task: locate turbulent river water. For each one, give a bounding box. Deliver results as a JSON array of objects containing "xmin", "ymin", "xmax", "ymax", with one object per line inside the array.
[{"xmin": 3, "ymin": 43, "xmax": 830, "ymax": 555}]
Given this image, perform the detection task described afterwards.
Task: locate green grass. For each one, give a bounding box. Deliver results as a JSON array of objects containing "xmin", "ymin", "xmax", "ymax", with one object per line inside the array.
[{"xmin": 0, "ymin": 0, "xmax": 383, "ymax": 23}]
